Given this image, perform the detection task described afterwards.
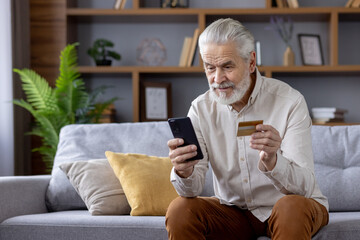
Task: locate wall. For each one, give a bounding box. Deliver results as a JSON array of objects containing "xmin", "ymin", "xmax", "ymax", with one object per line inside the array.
[{"xmin": 0, "ymin": 0, "xmax": 14, "ymax": 176}]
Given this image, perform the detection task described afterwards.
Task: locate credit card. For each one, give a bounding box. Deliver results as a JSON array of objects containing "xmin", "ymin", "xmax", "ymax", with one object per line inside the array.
[{"xmin": 237, "ymin": 120, "xmax": 263, "ymax": 137}]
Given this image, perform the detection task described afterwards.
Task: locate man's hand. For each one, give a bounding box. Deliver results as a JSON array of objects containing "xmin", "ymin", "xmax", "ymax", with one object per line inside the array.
[
  {"xmin": 168, "ymin": 138, "xmax": 200, "ymax": 178},
  {"xmin": 249, "ymin": 124, "xmax": 282, "ymax": 171}
]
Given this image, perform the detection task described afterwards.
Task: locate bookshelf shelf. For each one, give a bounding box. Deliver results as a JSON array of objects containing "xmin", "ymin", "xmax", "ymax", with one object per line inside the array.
[
  {"xmin": 77, "ymin": 65, "xmax": 360, "ymax": 75},
  {"xmin": 60, "ymin": 1, "xmax": 360, "ymax": 122}
]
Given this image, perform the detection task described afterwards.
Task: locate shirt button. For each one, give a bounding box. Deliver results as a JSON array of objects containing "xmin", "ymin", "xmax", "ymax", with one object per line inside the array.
[
  {"xmin": 247, "ymin": 198, "xmax": 252, "ymax": 203},
  {"xmin": 244, "ymin": 179, "xmax": 248, "ymax": 183},
  {"xmin": 238, "ymin": 137, "xmax": 243, "ymax": 140},
  {"xmin": 240, "ymin": 157, "xmax": 245, "ymax": 161}
]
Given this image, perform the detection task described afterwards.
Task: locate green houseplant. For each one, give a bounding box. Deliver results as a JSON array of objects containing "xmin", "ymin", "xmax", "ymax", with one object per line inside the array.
[
  {"xmin": 87, "ymin": 38, "xmax": 121, "ymax": 66},
  {"xmin": 13, "ymin": 43, "xmax": 117, "ymax": 172}
]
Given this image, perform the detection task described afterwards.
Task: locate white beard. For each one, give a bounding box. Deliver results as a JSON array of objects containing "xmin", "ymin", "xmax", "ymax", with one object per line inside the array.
[{"xmin": 209, "ymin": 71, "xmax": 251, "ymax": 106}]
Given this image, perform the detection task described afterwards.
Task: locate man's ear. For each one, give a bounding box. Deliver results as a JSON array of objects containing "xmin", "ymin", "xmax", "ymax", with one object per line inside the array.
[{"xmin": 249, "ymin": 51, "xmax": 256, "ymax": 73}]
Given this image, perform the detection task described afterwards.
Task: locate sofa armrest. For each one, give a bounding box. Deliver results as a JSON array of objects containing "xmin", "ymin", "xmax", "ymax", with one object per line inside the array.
[{"xmin": 0, "ymin": 175, "xmax": 50, "ymax": 223}]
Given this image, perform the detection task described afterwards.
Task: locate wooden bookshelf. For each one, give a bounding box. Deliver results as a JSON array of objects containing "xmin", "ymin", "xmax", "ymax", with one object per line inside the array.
[{"xmin": 62, "ymin": 1, "xmax": 360, "ymax": 122}]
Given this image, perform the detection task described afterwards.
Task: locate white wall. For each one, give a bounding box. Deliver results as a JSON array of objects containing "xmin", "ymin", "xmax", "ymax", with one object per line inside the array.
[{"xmin": 0, "ymin": 0, "xmax": 14, "ymax": 176}]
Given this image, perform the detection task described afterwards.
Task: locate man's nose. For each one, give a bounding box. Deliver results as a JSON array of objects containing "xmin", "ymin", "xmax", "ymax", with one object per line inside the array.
[{"xmin": 214, "ymin": 69, "xmax": 225, "ymax": 84}]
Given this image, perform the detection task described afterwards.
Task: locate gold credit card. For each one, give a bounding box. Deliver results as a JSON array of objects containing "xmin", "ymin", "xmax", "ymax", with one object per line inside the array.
[{"xmin": 237, "ymin": 120, "xmax": 263, "ymax": 137}]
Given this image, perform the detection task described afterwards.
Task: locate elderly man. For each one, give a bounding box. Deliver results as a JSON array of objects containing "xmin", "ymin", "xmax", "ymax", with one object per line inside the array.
[{"xmin": 166, "ymin": 18, "xmax": 329, "ymax": 240}]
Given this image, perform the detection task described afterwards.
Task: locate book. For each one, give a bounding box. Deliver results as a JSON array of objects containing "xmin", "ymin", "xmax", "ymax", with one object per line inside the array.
[
  {"xmin": 352, "ymin": 0, "xmax": 360, "ymax": 7},
  {"xmin": 311, "ymin": 107, "xmax": 348, "ymax": 113},
  {"xmin": 312, "ymin": 118, "xmax": 345, "ymax": 124},
  {"xmin": 114, "ymin": 0, "xmax": 122, "ymax": 10},
  {"xmin": 186, "ymin": 28, "xmax": 200, "ymax": 67},
  {"xmin": 311, "ymin": 107, "xmax": 347, "ymax": 121},
  {"xmin": 287, "ymin": 0, "xmax": 294, "ymax": 8},
  {"xmin": 120, "ymin": 0, "xmax": 127, "ymax": 9},
  {"xmin": 276, "ymin": 0, "xmax": 283, "ymax": 8},
  {"xmin": 345, "ymin": 0, "xmax": 354, "ymax": 7},
  {"xmin": 282, "ymin": 0, "xmax": 289, "ymax": 7},
  {"xmin": 312, "ymin": 112, "xmax": 345, "ymax": 119},
  {"xmin": 179, "ymin": 37, "xmax": 192, "ymax": 67},
  {"xmin": 288, "ymin": 0, "xmax": 299, "ymax": 8},
  {"xmin": 255, "ymin": 41, "xmax": 261, "ymax": 66}
]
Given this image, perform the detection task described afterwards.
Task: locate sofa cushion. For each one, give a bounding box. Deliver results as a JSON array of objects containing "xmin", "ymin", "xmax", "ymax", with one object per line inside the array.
[
  {"xmin": 312, "ymin": 125, "xmax": 360, "ymax": 211},
  {"xmin": 59, "ymin": 159, "xmax": 131, "ymax": 215},
  {"xmin": 106, "ymin": 152, "xmax": 178, "ymax": 216},
  {"xmin": 0, "ymin": 210, "xmax": 168, "ymax": 240},
  {"xmin": 2, "ymin": 211, "xmax": 360, "ymax": 240},
  {"xmin": 45, "ymin": 122, "xmax": 173, "ymax": 212}
]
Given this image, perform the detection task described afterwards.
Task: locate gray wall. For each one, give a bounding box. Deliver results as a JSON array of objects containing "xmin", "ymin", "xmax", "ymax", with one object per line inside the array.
[{"xmin": 76, "ymin": 0, "xmax": 360, "ymax": 123}]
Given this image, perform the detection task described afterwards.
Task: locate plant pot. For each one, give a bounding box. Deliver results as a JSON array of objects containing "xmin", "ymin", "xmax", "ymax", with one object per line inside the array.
[
  {"xmin": 96, "ymin": 59, "xmax": 112, "ymax": 66},
  {"xmin": 283, "ymin": 46, "xmax": 295, "ymax": 66}
]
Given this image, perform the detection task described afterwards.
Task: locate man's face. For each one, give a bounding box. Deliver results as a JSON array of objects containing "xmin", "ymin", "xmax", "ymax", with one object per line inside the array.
[{"xmin": 202, "ymin": 42, "xmax": 253, "ymax": 106}]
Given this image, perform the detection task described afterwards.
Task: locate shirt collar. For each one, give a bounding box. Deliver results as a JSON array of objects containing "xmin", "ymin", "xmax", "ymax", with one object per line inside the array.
[{"xmin": 248, "ymin": 68, "xmax": 263, "ymax": 105}]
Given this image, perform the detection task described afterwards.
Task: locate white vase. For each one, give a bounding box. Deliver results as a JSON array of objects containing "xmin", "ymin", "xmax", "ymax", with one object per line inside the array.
[{"xmin": 283, "ymin": 46, "xmax": 295, "ymax": 66}]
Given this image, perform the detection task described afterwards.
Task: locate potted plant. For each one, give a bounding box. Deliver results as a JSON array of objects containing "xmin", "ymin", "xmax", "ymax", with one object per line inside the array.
[
  {"xmin": 87, "ymin": 38, "xmax": 121, "ymax": 66},
  {"xmin": 13, "ymin": 42, "xmax": 117, "ymax": 172}
]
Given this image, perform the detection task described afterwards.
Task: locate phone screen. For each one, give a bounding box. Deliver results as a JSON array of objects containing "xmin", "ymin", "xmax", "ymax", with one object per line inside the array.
[{"xmin": 168, "ymin": 117, "xmax": 204, "ymax": 161}]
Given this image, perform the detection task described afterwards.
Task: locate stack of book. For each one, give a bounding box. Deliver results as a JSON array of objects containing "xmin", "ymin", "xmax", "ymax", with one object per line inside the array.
[
  {"xmin": 178, "ymin": 28, "xmax": 200, "ymax": 67},
  {"xmin": 345, "ymin": 0, "xmax": 360, "ymax": 7},
  {"xmin": 98, "ymin": 104, "xmax": 116, "ymax": 123},
  {"xmin": 311, "ymin": 107, "xmax": 348, "ymax": 124}
]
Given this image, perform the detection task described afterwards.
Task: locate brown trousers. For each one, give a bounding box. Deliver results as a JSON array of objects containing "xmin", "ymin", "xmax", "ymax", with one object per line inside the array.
[{"xmin": 165, "ymin": 195, "xmax": 328, "ymax": 240}]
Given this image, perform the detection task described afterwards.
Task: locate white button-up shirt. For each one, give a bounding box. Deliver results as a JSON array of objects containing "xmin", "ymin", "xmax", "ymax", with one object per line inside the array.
[{"xmin": 170, "ymin": 69, "xmax": 329, "ymax": 222}]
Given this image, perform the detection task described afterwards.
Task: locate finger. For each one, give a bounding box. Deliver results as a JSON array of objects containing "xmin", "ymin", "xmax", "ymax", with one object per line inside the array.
[
  {"xmin": 252, "ymin": 128, "xmax": 281, "ymax": 142},
  {"xmin": 169, "ymin": 144, "xmax": 197, "ymax": 160},
  {"xmin": 174, "ymin": 159, "xmax": 200, "ymax": 172},
  {"xmin": 249, "ymin": 143, "xmax": 277, "ymax": 154},
  {"xmin": 250, "ymin": 138, "xmax": 279, "ymax": 147},
  {"xmin": 167, "ymin": 138, "xmax": 184, "ymax": 150},
  {"xmin": 171, "ymin": 149, "xmax": 198, "ymax": 164},
  {"xmin": 256, "ymin": 124, "xmax": 280, "ymax": 137}
]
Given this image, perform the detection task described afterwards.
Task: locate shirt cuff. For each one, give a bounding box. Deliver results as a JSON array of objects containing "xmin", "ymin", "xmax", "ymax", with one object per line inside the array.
[
  {"xmin": 170, "ymin": 167, "xmax": 197, "ymax": 190},
  {"xmin": 259, "ymin": 151, "xmax": 288, "ymax": 191}
]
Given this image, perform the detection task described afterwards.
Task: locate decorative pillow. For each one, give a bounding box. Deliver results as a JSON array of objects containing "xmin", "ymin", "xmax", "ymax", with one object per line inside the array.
[
  {"xmin": 45, "ymin": 122, "xmax": 172, "ymax": 212},
  {"xmin": 105, "ymin": 151, "xmax": 178, "ymax": 216},
  {"xmin": 59, "ymin": 159, "xmax": 131, "ymax": 215}
]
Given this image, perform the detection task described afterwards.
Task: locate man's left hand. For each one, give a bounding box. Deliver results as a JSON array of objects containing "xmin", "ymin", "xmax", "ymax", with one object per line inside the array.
[{"xmin": 249, "ymin": 124, "xmax": 282, "ymax": 171}]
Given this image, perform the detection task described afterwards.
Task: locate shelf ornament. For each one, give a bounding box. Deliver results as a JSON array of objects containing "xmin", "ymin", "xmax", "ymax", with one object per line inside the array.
[
  {"xmin": 136, "ymin": 38, "xmax": 167, "ymax": 66},
  {"xmin": 268, "ymin": 16, "xmax": 295, "ymax": 66}
]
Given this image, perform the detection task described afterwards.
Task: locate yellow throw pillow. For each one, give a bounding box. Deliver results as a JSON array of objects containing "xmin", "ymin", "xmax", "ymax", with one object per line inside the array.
[{"xmin": 105, "ymin": 151, "xmax": 178, "ymax": 216}]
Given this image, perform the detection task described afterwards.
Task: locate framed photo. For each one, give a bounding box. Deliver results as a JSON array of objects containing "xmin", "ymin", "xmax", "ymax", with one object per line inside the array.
[
  {"xmin": 298, "ymin": 34, "xmax": 324, "ymax": 66},
  {"xmin": 141, "ymin": 82, "xmax": 172, "ymax": 122}
]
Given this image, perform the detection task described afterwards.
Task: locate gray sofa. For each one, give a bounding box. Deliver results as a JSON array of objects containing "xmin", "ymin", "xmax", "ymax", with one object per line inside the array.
[{"xmin": 1, "ymin": 122, "xmax": 360, "ymax": 240}]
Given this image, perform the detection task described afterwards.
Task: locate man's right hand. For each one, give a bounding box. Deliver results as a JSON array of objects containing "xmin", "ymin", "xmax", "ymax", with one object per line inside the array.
[{"xmin": 167, "ymin": 138, "xmax": 200, "ymax": 178}]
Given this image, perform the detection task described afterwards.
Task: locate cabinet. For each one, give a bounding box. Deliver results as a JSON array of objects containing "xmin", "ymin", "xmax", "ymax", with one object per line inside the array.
[{"xmin": 64, "ymin": 0, "xmax": 360, "ymax": 122}]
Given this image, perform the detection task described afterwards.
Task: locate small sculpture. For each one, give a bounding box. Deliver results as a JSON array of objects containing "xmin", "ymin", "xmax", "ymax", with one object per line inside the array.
[{"xmin": 136, "ymin": 38, "xmax": 167, "ymax": 66}]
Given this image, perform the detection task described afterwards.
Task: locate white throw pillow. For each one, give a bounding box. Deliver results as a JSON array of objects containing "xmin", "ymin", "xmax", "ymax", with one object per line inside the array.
[{"xmin": 59, "ymin": 159, "xmax": 131, "ymax": 215}]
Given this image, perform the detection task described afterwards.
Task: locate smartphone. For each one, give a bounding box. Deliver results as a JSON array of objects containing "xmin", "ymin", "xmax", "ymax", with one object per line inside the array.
[{"xmin": 168, "ymin": 117, "xmax": 204, "ymax": 161}]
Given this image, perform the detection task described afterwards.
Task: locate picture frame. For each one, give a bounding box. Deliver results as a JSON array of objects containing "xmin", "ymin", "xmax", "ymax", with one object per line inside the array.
[
  {"xmin": 298, "ymin": 34, "xmax": 324, "ymax": 66},
  {"xmin": 141, "ymin": 82, "xmax": 172, "ymax": 122}
]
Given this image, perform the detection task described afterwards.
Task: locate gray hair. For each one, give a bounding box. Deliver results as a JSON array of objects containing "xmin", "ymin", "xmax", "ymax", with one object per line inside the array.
[{"xmin": 198, "ymin": 18, "xmax": 255, "ymax": 62}]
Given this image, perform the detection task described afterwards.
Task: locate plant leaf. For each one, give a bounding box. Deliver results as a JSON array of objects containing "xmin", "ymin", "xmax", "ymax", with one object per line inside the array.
[
  {"xmin": 55, "ymin": 43, "xmax": 89, "ymax": 123},
  {"xmin": 13, "ymin": 68, "xmax": 57, "ymax": 112}
]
